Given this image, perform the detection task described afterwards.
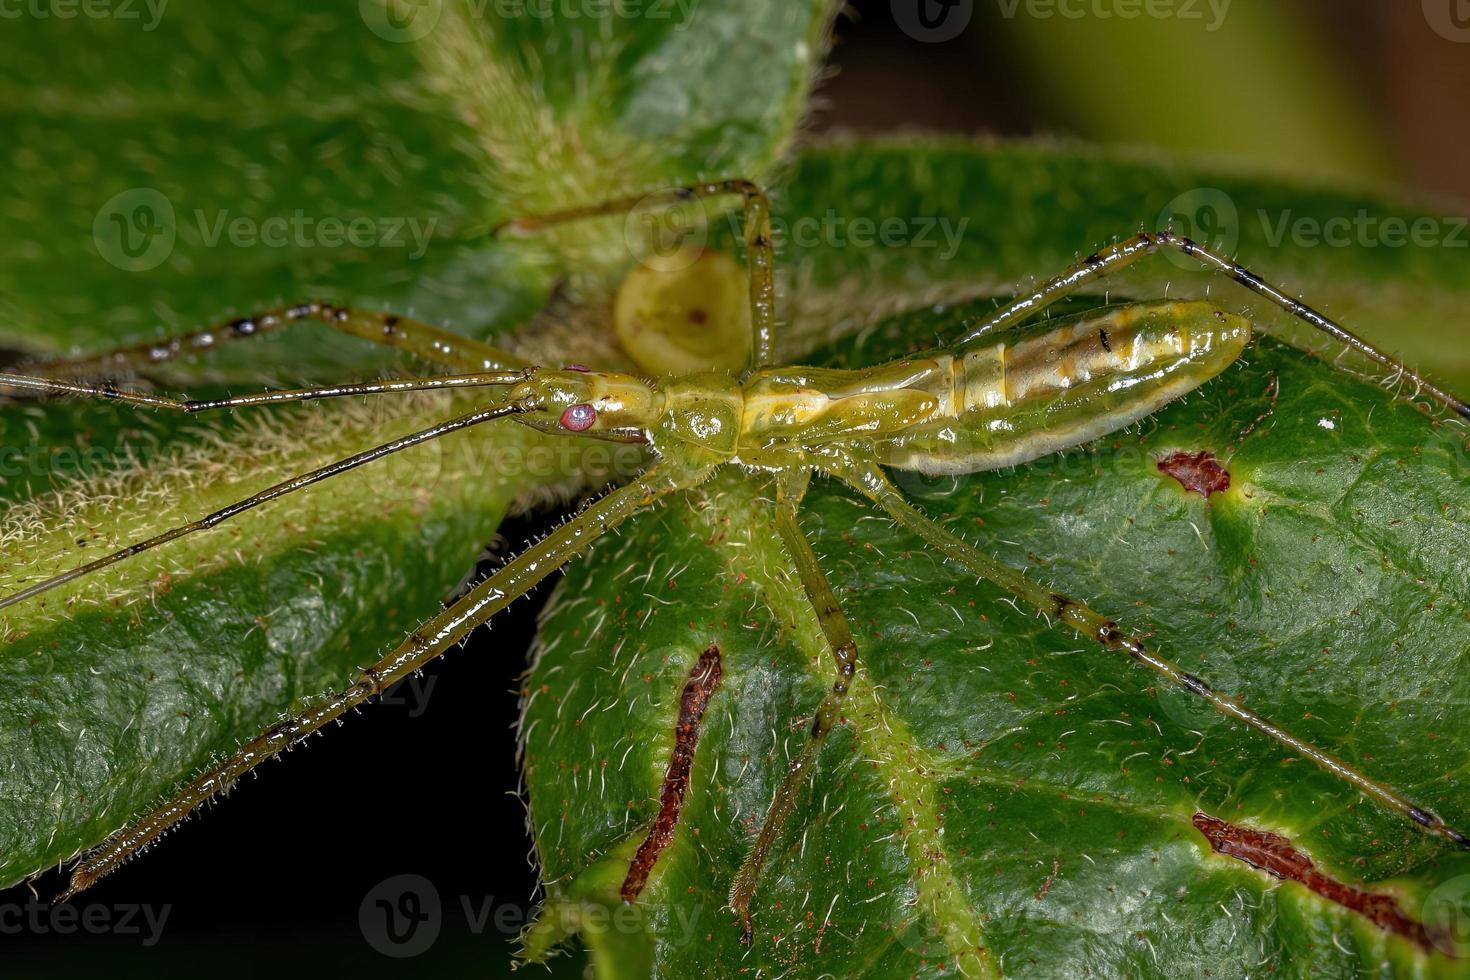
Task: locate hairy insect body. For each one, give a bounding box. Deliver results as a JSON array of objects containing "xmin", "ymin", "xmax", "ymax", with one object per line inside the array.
[{"xmin": 519, "ymin": 300, "xmax": 1251, "ymax": 477}]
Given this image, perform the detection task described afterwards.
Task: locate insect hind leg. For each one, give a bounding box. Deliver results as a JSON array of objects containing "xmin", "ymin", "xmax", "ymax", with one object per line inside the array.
[
  {"xmin": 834, "ymin": 454, "xmax": 1470, "ymax": 851},
  {"xmin": 954, "ymin": 231, "xmax": 1470, "ymax": 421},
  {"xmin": 729, "ymin": 468, "xmax": 860, "ymax": 943}
]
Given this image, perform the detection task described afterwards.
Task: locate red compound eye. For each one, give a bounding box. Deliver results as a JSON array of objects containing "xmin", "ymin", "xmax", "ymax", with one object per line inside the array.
[{"xmin": 559, "ymin": 403, "xmax": 597, "ymax": 432}]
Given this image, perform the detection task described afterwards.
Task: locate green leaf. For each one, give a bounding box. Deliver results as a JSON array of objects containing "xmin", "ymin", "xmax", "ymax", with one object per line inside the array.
[
  {"xmin": 0, "ymin": 0, "xmax": 834, "ymax": 356},
  {"xmin": 0, "ymin": 0, "xmax": 833, "ymax": 890},
  {"xmin": 521, "ymin": 144, "xmax": 1470, "ymax": 976}
]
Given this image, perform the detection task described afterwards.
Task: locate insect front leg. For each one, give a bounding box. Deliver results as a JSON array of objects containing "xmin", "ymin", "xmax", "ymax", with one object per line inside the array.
[
  {"xmin": 497, "ymin": 179, "xmax": 778, "ymax": 370},
  {"xmin": 954, "ymin": 231, "xmax": 1469, "ymax": 420},
  {"xmin": 729, "ymin": 466, "xmax": 861, "ymax": 943},
  {"xmin": 21, "ymin": 301, "xmax": 526, "ymax": 379},
  {"xmin": 833, "ymin": 454, "xmax": 1470, "ymax": 852},
  {"xmin": 57, "ymin": 461, "xmax": 713, "ymax": 900}
]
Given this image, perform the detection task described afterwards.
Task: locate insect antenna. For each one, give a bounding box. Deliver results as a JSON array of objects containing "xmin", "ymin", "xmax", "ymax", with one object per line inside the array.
[
  {"xmin": 0, "ymin": 369, "xmax": 531, "ymax": 413},
  {"xmin": 0, "ymin": 400, "xmax": 535, "ymax": 613}
]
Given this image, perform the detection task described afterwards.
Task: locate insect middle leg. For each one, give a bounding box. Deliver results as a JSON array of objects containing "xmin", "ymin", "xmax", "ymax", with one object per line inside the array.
[
  {"xmin": 954, "ymin": 230, "xmax": 1470, "ymax": 420},
  {"xmin": 729, "ymin": 467, "xmax": 860, "ymax": 942},
  {"xmin": 20, "ymin": 301, "xmax": 526, "ymax": 378},
  {"xmin": 497, "ymin": 179, "xmax": 778, "ymax": 369},
  {"xmin": 833, "ymin": 453, "xmax": 1470, "ymax": 851},
  {"xmin": 57, "ymin": 459, "xmax": 713, "ymax": 900}
]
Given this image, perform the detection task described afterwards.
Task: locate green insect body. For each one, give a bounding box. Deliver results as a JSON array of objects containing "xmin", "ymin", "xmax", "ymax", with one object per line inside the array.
[{"xmin": 518, "ymin": 295, "xmax": 1250, "ymax": 479}]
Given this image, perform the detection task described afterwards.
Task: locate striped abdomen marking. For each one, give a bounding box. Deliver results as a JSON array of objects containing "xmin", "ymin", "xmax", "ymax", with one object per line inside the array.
[{"xmin": 883, "ymin": 301, "xmax": 1251, "ymax": 475}]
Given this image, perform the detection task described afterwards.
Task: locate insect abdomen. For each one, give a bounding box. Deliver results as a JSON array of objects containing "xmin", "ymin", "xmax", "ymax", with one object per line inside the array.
[{"xmin": 882, "ymin": 301, "xmax": 1252, "ymax": 475}]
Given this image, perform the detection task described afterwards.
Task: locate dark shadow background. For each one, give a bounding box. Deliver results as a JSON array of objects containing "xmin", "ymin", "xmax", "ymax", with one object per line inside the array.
[{"xmin": 8, "ymin": 1, "xmax": 1470, "ymax": 977}]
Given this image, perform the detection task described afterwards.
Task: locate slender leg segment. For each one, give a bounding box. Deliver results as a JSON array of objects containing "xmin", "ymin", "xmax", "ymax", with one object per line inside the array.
[
  {"xmin": 833, "ymin": 455, "xmax": 1470, "ymax": 851},
  {"xmin": 0, "ymin": 369, "xmax": 531, "ymax": 413},
  {"xmin": 59, "ymin": 461, "xmax": 713, "ymax": 900},
  {"xmin": 21, "ymin": 301, "xmax": 526, "ymax": 378},
  {"xmin": 0, "ymin": 401, "xmax": 534, "ymax": 613},
  {"xmin": 955, "ymin": 231, "xmax": 1470, "ymax": 421},
  {"xmin": 730, "ymin": 468, "xmax": 861, "ymax": 942},
  {"xmin": 497, "ymin": 179, "xmax": 778, "ymax": 369}
]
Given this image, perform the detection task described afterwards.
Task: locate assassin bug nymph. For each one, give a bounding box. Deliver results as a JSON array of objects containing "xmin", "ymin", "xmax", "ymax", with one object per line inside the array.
[{"xmin": 2, "ymin": 179, "xmax": 1468, "ymax": 944}]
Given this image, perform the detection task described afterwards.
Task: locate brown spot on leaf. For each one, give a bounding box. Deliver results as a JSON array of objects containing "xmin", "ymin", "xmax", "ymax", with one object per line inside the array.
[
  {"xmin": 1158, "ymin": 451, "xmax": 1231, "ymax": 498},
  {"xmin": 621, "ymin": 643, "xmax": 724, "ymax": 903},
  {"xmin": 1192, "ymin": 812, "xmax": 1446, "ymax": 955}
]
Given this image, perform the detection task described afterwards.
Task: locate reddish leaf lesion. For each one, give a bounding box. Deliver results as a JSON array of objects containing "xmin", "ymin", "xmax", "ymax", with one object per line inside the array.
[
  {"xmin": 620, "ymin": 642, "xmax": 724, "ymax": 902},
  {"xmin": 1193, "ymin": 812, "xmax": 1449, "ymax": 956},
  {"xmin": 1158, "ymin": 451, "xmax": 1231, "ymax": 498}
]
